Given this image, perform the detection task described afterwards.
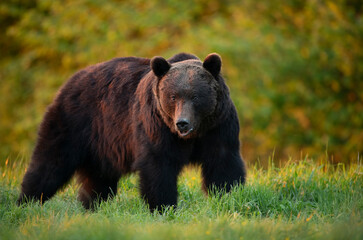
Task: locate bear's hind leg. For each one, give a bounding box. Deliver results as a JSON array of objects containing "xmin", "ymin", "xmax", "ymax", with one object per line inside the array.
[
  {"xmin": 17, "ymin": 149, "xmax": 79, "ymax": 205},
  {"xmin": 77, "ymin": 169, "xmax": 118, "ymax": 210},
  {"xmin": 17, "ymin": 106, "xmax": 84, "ymax": 205}
]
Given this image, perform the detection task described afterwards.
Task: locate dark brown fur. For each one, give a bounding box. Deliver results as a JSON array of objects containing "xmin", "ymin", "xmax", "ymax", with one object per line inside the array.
[{"xmin": 17, "ymin": 53, "xmax": 246, "ymax": 211}]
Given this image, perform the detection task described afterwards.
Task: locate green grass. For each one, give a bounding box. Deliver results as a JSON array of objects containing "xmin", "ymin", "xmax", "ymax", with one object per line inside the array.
[{"xmin": 0, "ymin": 157, "xmax": 362, "ymax": 240}]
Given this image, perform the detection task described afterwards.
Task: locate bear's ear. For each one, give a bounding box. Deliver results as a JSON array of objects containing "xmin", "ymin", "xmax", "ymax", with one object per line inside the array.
[
  {"xmin": 151, "ymin": 56, "xmax": 171, "ymax": 78},
  {"xmin": 203, "ymin": 53, "xmax": 222, "ymax": 78}
]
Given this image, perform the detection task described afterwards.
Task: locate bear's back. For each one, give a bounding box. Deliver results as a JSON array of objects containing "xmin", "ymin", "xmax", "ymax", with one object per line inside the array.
[{"xmin": 52, "ymin": 57, "xmax": 150, "ymax": 114}]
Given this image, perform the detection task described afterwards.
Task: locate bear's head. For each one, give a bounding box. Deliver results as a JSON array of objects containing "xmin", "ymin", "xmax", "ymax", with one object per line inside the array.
[{"xmin": 151, "ymin": 53, "xmax": 222, "ymax": 139}]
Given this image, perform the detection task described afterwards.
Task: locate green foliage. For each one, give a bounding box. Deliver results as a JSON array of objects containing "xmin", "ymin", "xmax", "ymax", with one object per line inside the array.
[
  {"xmin": 0, "ymin": 0, "xmax": 362, "ymax": 163},
  {"xmin": 0, "ymin": 158, "xmax": 362, "ymax": 239}
]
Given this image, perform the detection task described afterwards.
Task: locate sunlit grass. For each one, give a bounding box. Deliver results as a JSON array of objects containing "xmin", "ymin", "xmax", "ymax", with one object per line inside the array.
[{"xmin": 0, "ymin": 157, "xmax": 362, "ymax": 239}]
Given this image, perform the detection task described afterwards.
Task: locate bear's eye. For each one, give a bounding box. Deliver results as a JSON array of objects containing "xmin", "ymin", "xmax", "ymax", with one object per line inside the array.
[
  {"xmin": 171, "ymin": 95, "xmax": 176, "ymax": 101},
  {"xmin": 192, "ymin": 96, "xmax": 198, "ymax": 101}
]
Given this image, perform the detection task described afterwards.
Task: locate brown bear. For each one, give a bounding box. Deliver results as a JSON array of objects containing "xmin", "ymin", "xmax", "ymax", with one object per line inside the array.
[{"xmin": 17, "ymin": 53, "xmax": 246, "ymax": 211}]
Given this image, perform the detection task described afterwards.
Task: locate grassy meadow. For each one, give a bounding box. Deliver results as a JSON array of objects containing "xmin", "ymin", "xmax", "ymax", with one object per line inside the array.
[{"xmin": 1, "ymin": 157, "xmax": 362, "ymax": 240}]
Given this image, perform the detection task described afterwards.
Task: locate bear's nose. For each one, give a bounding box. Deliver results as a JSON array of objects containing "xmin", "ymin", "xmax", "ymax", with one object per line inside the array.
[{"xmin": 176, "ymin": 119, "xmax": 190, "ymax": 132}]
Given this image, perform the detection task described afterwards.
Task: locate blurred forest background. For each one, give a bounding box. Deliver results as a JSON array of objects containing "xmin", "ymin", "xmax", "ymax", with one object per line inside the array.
[{"xmin": 0, "ymin": 0, "xmax": 362, "ymax": 165}]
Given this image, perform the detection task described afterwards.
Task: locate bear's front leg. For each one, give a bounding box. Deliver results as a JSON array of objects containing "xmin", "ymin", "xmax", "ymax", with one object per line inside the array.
[
  {"xmin": 138, "ymin": 159, "xmax": 180, "ymax": 212},
  {"xmin": 198, "ymin": 115, "xmax": 246, "ymax": 194},
  {"xmin": 201, "ymin": 146, "xmax": 246, "ymax": 194}
]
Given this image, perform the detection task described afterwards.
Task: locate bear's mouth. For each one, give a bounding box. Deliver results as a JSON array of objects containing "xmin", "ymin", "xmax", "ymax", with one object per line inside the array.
[{"xmin": 178, "ymin": 128, "xmax": 194, "ymax": 137}]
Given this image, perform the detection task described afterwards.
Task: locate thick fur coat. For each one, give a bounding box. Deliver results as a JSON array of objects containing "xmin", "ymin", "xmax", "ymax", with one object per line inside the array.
[{"xmin": 18, "ymin": 53, "xmax": 246, "ymax": 211}]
